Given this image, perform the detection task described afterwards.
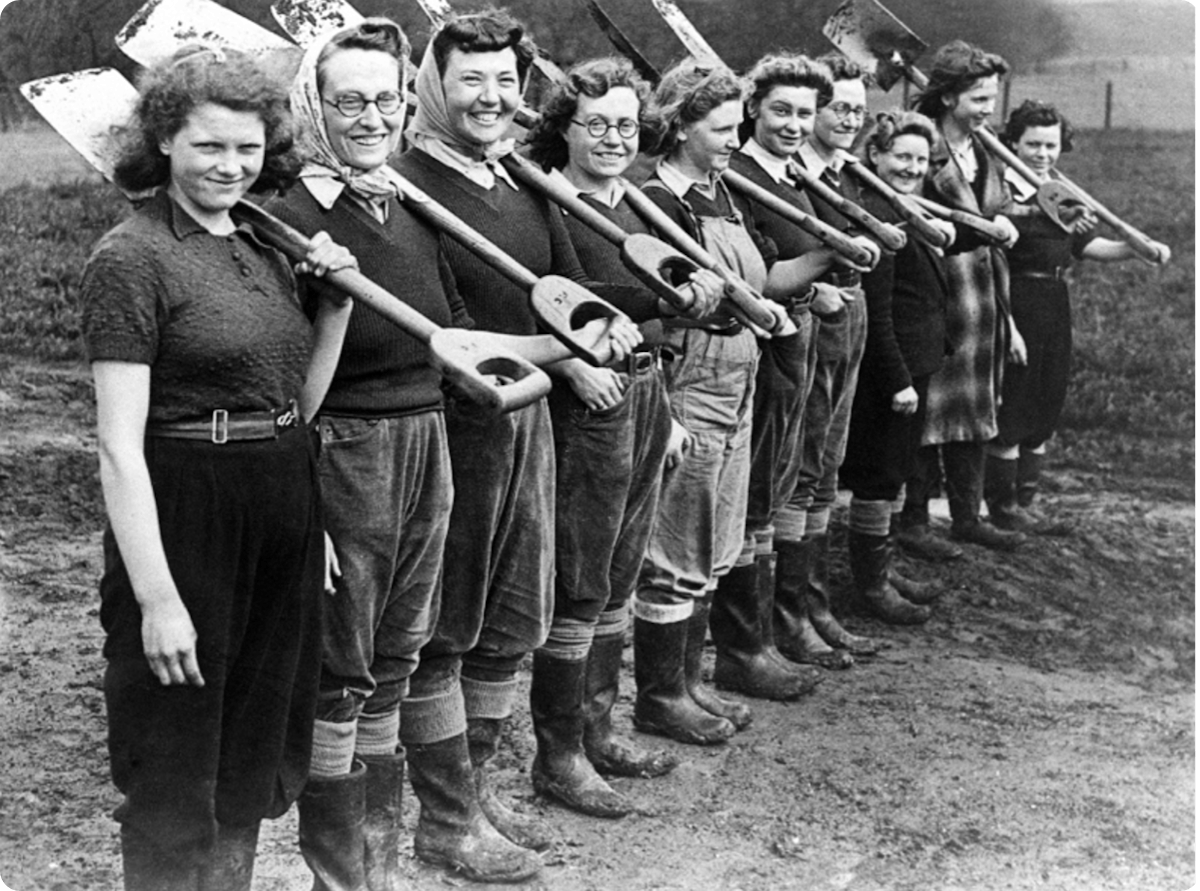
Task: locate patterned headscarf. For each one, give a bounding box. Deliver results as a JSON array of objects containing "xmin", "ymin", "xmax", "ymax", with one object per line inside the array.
[{"xmin": 290, "ymin": 21, "xmax": 410, "ymax": 203}]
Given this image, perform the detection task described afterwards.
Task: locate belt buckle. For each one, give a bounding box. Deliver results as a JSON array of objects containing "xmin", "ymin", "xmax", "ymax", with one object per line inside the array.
[
  {"xmin": 211, "ymin": 409, "xmax": 229, "ymax": 445},
  {"xmin": 627, "ymin": 351, "xmax": 654, "ymax": 375},
  {"xmin": 276, "ymin": 400, "xmax": 298, "ymax": 430}
]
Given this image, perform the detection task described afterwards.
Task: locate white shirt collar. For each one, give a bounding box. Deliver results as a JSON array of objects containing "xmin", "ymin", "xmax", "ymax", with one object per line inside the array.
[
  {"xmin": 410, "ymin": 133, "xmax": 519, "ymax": 191},
  {"xmin": 1005, "ymin": 165, "xmax": 1037, "ymax": 202},
  {"xmin": 740, "ymin": 138, "xmax": 794, "ymax": 185},
  {"xmin": 302, "ymin": 173, "xmax": 403, "ymax": 224},
  {"xmin": 656, "ymin": 159, "xmax": 718, "ymax": 201},
  {"xmin": 798, "ymin": 140, "xmax": 845, "ymax": 179},
  {"xmin": 548, "ymin": 167, "xmax": 626, "ymax": 209}
]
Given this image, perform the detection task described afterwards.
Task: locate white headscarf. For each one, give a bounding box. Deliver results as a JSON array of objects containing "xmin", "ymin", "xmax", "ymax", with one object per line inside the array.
[{"xmin": 290, "ymin": 22, "xmax": 410, "ymax": 205}]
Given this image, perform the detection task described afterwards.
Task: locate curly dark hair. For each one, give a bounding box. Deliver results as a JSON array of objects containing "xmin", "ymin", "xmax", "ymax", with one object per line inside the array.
[
  {"xmin": 739, "ymin": 53, "xmax": 832, "ymax": 144},
  {"xmin": 860, "ymin": 108, "xmax": 939, "ymax": 167},
  {"xmin": 1001, "ymin": 99, "xmax": 1075, "ymax": 153},
  {"xmin": 640, "ymin": 58, "xmax": 747, "ymax": 158},
  {"xmin": 113, "ymin": 45, "xmax": 300, "ymax": 195},
  {"xmin": 317, "ymin": 17, "xmax": 411, "ymax": 91},
  {"xmin": 430, "ymin": 7, "xmax": 536, "ymax": 83},
  {"xmin": 912, "ymin": 40, "xmax": 1009, "ymax": 121},
  {"xmin": 526, "ymin": 57, "xmax": 649, "ymax": 171}
]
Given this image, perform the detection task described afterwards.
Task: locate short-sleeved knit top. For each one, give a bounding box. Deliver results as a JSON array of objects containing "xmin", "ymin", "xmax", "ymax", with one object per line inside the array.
[{"xmin": 81, "ymin": 191, "xmax": 313, "ymax": 423}]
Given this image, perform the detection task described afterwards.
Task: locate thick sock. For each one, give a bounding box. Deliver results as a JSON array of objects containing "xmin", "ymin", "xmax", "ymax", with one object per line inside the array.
[
  {"xmin": 355, "ymin": 709, "xmax": 400, "ymax": 758},
  {"xmin": 539, "ymin": 617, "xmax": 594, "ymax": 663},
  {"xmin": 402, "ymin": 684, "xmax": 467, "ymax": 746},
  {"xmin": 849, "ymin": 499, "xmax": 892, "ymax": 537},
  {"xmin": 461, "ymin": 677, "xmax": 519, "ymax": 722},
  {"xmin": 311, "ymin": 719, "xmax": 358, "ymax": 779}
]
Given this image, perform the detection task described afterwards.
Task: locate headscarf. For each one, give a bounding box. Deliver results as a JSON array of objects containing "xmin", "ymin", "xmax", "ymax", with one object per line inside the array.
[
  {"xmin": 405, "ymin": 33, "xmax": 516, "ymax": 173},
  {"xmin": 290, "ymin": 23, "xmax": 410, "ymax": 204}
]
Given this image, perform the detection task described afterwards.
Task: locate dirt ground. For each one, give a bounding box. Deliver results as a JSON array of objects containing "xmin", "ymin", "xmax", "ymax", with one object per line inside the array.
[{"xmin": 0, "ymin": 357, "xmax": 1193, "ymax": 891}]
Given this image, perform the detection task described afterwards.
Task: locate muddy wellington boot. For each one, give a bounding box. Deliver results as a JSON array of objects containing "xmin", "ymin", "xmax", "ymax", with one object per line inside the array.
[
  {"xmin": 360, "ymin": 752, "xmax": 405, "ymax": 891},
  {"xmin": 775, "ymin": 537, "xmax": 874, "ymax": 662},
  {"xmin": 298, "ymin": 762, "xmax": 367, "ymax": 891},
  {"xmin": 755, "ymin": 552, "xmax": 835, "ymax": 678},
  {"xmin": 119, "ymin": 828, "xmax": 200, "ymax": 891},
  {"xmin": 848, "ymin": 530, "xmax": 931, "ymax": 625},
  {"xmin": 710, "ymin": 562, "xmax": 818, "ymax": 701},
  {"xmin": 683, "ymin": 593, "xmax": 753, "ymax": 731},
  {"xmin": 1016, "ymin": 450, "xmax": 1043, "ymax": 509},
  {"xmin": 583, "ymin": 632, "xmax": 678, "ymax": 778},
  {"xmin": 529, "ymin": 650, "xmax": 632, "ymax": 818},
  {"xmin": 632, "ymin": 598, "xmax": 736, "ymax": 745},
  {"xmin": 198, "ymin": 822, "xmax": 260, "ymax": 891},
  {"xmin": 946, "ymin": 445, "xmax": 1025, "ymax": 551},
  {"xmin": 408, "ymin": 734, "xmax": 542, "ymax": 883},
  {"xmin": 466, "ymin": 717, "xmax": 552, "ymax": 852}
]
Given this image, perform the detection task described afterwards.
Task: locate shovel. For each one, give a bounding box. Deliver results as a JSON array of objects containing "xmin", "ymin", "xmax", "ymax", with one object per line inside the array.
[
  {"xmin": 822, "ymin": 0, "xmax": 1168, "ymax": 264},
  {"xmin": 118, "ymin": 0, "xmax": 633, "ymax": 366},
  {"xmin": 19, "ymin": 67, "xmax": 551, "ymax": 416}
]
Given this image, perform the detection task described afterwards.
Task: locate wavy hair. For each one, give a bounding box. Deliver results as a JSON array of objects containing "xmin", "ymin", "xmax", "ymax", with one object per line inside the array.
[
  {"xmin": 1001, "ymin": 99, "xmax": 1075, "ymax": 152},
  {"xmin": 640, "ymin": 58, "xmax": 748, "ymax": 158},
  {"xmin": 316, "ymin": 17, "xmax": 410, "ymax": 90},
  {"xmin": 912, "ymin": 40, "xmax": 1009, "ymax": 120},
  {"xmin": 113, "ymin": 45, "xmax": 300, "ymax": 195},
  {"xmin": 740, "ymin": 53, "xmax": 832, "ymax": 143},
  {"xmin": 526, "ymin": 57, "xmax": 649, "ymax": 170},
  {"xmin": 430, "ymin": 7, "xmax": 536, "ymax": 83},
  {"xmin": 860, "ymin": 108, "xmax": 939, "ymax": 166}
]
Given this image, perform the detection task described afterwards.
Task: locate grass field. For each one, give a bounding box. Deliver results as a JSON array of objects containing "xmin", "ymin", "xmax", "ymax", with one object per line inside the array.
[{"xmin": 0, "ymin": 126, "xmax": 1193, "ymax": 480}]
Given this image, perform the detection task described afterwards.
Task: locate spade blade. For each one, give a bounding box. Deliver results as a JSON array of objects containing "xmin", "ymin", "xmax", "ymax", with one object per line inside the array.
[{"xmin": 822, "ymin": 0, "xmax": 926, "ymax": 91}]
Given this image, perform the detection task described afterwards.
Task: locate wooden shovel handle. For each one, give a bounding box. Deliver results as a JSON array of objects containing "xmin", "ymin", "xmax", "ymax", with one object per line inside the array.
[
  {"xmin": 907, "ymin": 194, "xmax": 1011, "ymax": 245},
  {"xmin": 784, "ymin": 160, "xmax": 906, "ymax": 251},
  {"xmin": 839, "ymin": 158, "xmax": 952, "ymax": 248}
]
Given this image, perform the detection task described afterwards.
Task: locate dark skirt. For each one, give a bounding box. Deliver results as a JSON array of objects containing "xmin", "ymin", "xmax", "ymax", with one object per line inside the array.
[
  {"xmin": 842, "ymin": 370, "xmax": 932, "ymax": 503},
  {"xmin": 996, "ymin": 276, "xmax": 1072, "ymax": 448},
  {"xmin": 102, "ymin": 426, "xmax": 324, "ymax": 850}
]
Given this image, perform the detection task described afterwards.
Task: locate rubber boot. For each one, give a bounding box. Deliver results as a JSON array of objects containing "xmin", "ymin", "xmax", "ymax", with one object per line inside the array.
[
  {"xmin": 947, "ymin": 445, "xmax": 1025, "ymax": 551},
  {"xmin": 984, "ymin": 453, "xmax": 1037, "ymax": 533},
  {"xmin": 530, "ymin": 650, "xmax": 632, "ymax": 818},
  {"xmin": 887, "ymin": 565, "xmax": 942, "ymax": 605},
  {"xmin": 683, "ymin": 594, "xmax": 753, "ymax": 731},
  {"xmin": 771, "ymin": 541, "xmax": 854, "ymax": 668},
  {"xmin": 1016, "ymin": 450, "xmax": 1042, "ymax": 508},
  {"xmin": 848, "ymin": 530, "xmax": 931, "ymax": 625},
  {"xmin": 710, "ymin": 562, "xmax": 819, "ymax": 701},
  {"xmin": 119, "ymin": 827, "xmax": 200, "ymax": 891},
  {"xmin": 894, "ymin": 520, "xmax": 965, "ymax": 562},
  {"xmin": 756, "ymin": 553, "xmax": 836, "ymax": 677},
  {"xmin": 198, "ymin": 822, "xmax": 259, "ymax": 891},
  {"xmin": 794, "ymin": 536, "xmax": 883, "ymax": 657},
  {"xmin": 408, "ymin": 734, "xmax": 542, "ymax": 883},
  {"xmin": 298, "ymin": 762, "xmax": 367, "ymax": 891},
  {"xmin": 632, "ymin": 606, "xmax": 736, "ymax": 745},
  {"xmin": 466, "ymin": 717, "xmax": 552, "ymax": 852},
  {"xmin": 582, "ymin": 633, "xmax": 678, "ymax": 779},
  {"xmin": 360, "ymin": 752, "xmax": 405, "ymax": 891}
]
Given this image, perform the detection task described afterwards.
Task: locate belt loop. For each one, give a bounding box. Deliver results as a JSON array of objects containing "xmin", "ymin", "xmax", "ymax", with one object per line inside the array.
[{"xmin": 211, "ymin": 409, "xmax": 229, "ymax": 445}]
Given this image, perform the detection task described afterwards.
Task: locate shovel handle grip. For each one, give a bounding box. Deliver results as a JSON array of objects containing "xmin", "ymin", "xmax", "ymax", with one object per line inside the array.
[
  {"xmin": 839, "ymin": 159, "xmax": 952, "ymax": 248},
  {"xmin": 907, "ymin": 194, "xmax": 1011, "ymax": 245},
  {"xmin": 784, "ymin": 160, "xmax": 906, "ymax": 251}
]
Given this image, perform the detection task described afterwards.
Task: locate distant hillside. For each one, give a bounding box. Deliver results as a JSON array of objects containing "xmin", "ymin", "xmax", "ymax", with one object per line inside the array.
[{"xmin": 1046, "ymin": 0, "xmax": 1193, "ymax": 65}]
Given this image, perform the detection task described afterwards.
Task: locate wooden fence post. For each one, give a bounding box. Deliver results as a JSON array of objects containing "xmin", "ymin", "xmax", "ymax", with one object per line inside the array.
[{"xmin": 1104, "ymin": 81, "xmax": 1114, "ymax": 129}]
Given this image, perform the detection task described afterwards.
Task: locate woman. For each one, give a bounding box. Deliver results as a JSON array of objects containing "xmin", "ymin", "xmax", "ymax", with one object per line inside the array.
[
  {"xmin": 730, "ymin": 52, "xmax": 884, "ymax": 669},
  {"xmin": 525, "ymin": 56, "xmax": 725, "ymax": 817},
  {"xmin": 266, "ymin": 19, "xmax": 618, "ymax": 886},
  {"xmin": 984, "ymin": 100, "xmax": 1169, "ymax": 529},
  {"xmin": 841, "ymin": 110, "xmax": 965, "ymax": 625},
  {"xmin": 634, "ymin": 58, "xmax": 844, "ymax": 746},
  {"xmin": 899, "ymin": 40, "xmax": 1023, "ymax": 557},
  {"xmin": 392, "ymin": 9, "xmax": 640, "ymax": 871},
  {"xmin": 81, "ymin": 46, "xmax": 355, "ymax": 891}
]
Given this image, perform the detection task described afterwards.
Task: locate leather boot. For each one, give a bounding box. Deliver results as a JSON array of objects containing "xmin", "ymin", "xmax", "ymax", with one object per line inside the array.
[
  {"xmin": 198, "ymin": 822, "xmax": 259, "ymax": 891},
  {"xmin": 466, "ymin": 718, "xmax": 551, "ymax": 852},
  {"xmin": 582, "ymin": 633, "xmax": 678, "ymax": 779},
  {"xmin": 1017, "ymin": 450, "xmax": 1042, "ymax": 508},
  {"xmin": 530, "ymin": 651, "xmax": 632, "ymax": 818},
  {"xmin": 798, "ymin": 536, "xmax": 883, "ymax": 657},
  {"xmin": 408, "ymin": 734, "xmax": 542, "ymax": 883},
  {"xmin": 632, "ymin": 606, "xmax": 735, "ymax": 745},
  {"xmin": 710, "ymin": 563, "xmax": 820, "ymax": 701},
  {"xmin": 298, "ymin": 763, "xmax": 367, "ymax": 891},
  {"xmin": 360, "ymin": 752, "xmax": 405, "ymax": 891},
  {"xmin": 683, "ymin": 594, "xmax": 752, "ymax": 731},
  {"xmin": 772, "ymin": 540, "xmax": 855, "ymax": 668},
  {"xmin": 848, "ymin": 530, "xmax": 931, "ymax": 625},
  {"xmin": 119, "ymin": 827, "xmax": 199, "ymax": 891}
]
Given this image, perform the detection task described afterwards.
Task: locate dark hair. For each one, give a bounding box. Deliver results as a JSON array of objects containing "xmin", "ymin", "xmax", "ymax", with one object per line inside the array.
[
  {"xmin": 740, "ymin": 53, "xmax": 832, "ymax": 143},
  {"xmin": 912, "ymin": 40, "xmax": 1010, "ymax": 120},
  {"xmin": 430, "ymin": 7, "xmax": 536, "ymax": 82},
  {"xmin": 861, "ymin": 108, "xmax": 939, "ymax": 166},
  {"xmin": 526, "ymin": 57, "xmax": 649, "ymax": 170},
  {"xmin": 1002, "ymin": 99, "xmax": 1075, "ymax": 152},
  {"xmin": 814, "ymin": 52, "xmax": 869, "ymax": 97},
  {"xmin": 640, "ymin": 58, "xmax": 747, "ymax": 158},
  {"xmin": 113, "ymin": 45, "xmax": 300, "ymax": 194},
  {"xmin": 317, "ymin": 17, "xmax": 410, "ymax": 92}
]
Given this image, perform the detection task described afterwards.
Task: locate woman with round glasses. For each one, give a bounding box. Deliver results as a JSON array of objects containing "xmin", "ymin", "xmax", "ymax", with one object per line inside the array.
[
  {"xmin": 81, "ymin": 45, "xmax": 356, "ymax": 890},
  {"xmin": 267, "ymin": 18, "xmax": 630, "ymax": 885},
  {"xmin": 524, "ymin": 56, "xmax": 725, "ymax": 818}
]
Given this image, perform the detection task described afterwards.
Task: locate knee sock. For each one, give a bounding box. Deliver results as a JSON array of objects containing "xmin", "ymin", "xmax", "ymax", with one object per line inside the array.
[{"xmin": 310, "ymin": 719, "xmax": 357, "ymax": 779}]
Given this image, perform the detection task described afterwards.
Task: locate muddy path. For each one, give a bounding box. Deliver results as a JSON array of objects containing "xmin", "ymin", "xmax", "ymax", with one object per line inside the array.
[{"xmin": 0, "ymin": 359, "xmax": 1193, "ymax": 891}]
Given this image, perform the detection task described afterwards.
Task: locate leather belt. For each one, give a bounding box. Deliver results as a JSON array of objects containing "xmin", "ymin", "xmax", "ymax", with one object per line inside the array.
[
  {"xmin": 662, "ymin": 316, "xmax": 745, "ymax": 336},
  {"xmin": 823, "ymin": 269, "xmax": 862, "ymax": 289},
  {"xmin": 147, "ymin": 400, "xmax": 300, "ymax": 444},
  {"xmin": 623, "ymin": 346, "xmax": 663, "ymax": 376},
  {"xmin": 1014, "ymin": 267, "xmax": 1066, "ymax": 281}
]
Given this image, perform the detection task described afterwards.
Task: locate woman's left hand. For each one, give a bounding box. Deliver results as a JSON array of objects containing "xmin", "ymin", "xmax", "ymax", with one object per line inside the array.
[
  {"xmin": 892, "ymin": 386, "xmax": 919, "ymax": 415},
  {"xmin": 992, "ymin": 214, "xmax": 1020, "ymax": 249},
  {"xmin": 323, "ymin": 531, "xmax": 342, "ymax": 595},
  {"xmin": 296, "ymin": 231, "xmax": 359, "ymax": 280},
  {"xmin": 835, "ymin": 235, "xmax": 882, "ymax": 272},
  {"xmin": 602, "ymin": 315, "xmax": 643, "ymax": 364},
  {"xmin": 678, "ymin": 268, "xmax": 725, "ymax": 319},
  {"xmin": 1008, "ymin": 320, "xmax": 1028, "ymax": 365},
  {"xmin": 567, "ymin": 362, "xmax": 626, "ymax": 411}
]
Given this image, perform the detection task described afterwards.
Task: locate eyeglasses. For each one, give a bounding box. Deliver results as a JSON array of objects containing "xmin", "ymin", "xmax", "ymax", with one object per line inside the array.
[
  {"xmin": 323, "ymin": 92, "xmax": 404, "ymax": 118},
  {"xmin": 572, "ymin": 117, "xmax": 640, "ymax": 139},
  {"xmin": 825, "ymin": 101, "xmax": 868, "ymax": 121}
]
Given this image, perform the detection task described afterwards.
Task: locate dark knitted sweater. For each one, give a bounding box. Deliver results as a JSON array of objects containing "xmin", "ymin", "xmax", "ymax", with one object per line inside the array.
[
  {"xmin": 267, "ymin": 186, "xmax": 472, "ymax": 416},
  {"xmin": 729, "ymin": 152, "xmax": 823, "ymax": 262},
  {"xmin": 556, "ymin": 195, "xmax": 659, "ymax": 323}
]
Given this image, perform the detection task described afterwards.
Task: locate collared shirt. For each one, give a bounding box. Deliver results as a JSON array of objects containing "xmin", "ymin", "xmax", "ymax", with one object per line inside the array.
[
  {"xmin": 656, "ymin": 159, "xmax": 719, "ymax": 201},
  {"xmin": 547, "ymin": 166, "xmax": 626, "ymax": 209},
  {"xmin": 947, "ymin": 135, "xmax": 979, "ymax": 184},
  {"xmin": 303, "ymin": 176, "xmax": 395, "ymax": 224},
  {"xmin": 740, "ymin": 137, "xmax": 795, "ymax": 186},
  {"xmin": 798, "ymin": 141, "xmax": 846, "ymax": 186},
  {"xmin": 408, "ymin": 133, "xmax": 518, "ymax": 191},
  {"xmin": 1005, "ymin": 165, "xmax": 1037, "ymax": 202}
]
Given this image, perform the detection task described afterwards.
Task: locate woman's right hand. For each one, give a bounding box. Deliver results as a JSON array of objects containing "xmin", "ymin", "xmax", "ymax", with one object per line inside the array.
[
  {"xmin": 664, "ymin": 419, "xmax": 692, "ymax": 470},
  {"xmin": 892, "ymin": 385, "xmax": 919, "ymax": 415},
  {"xmin": 140, "ymin": 593, "xmax": 204, "ymax": 687}
]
